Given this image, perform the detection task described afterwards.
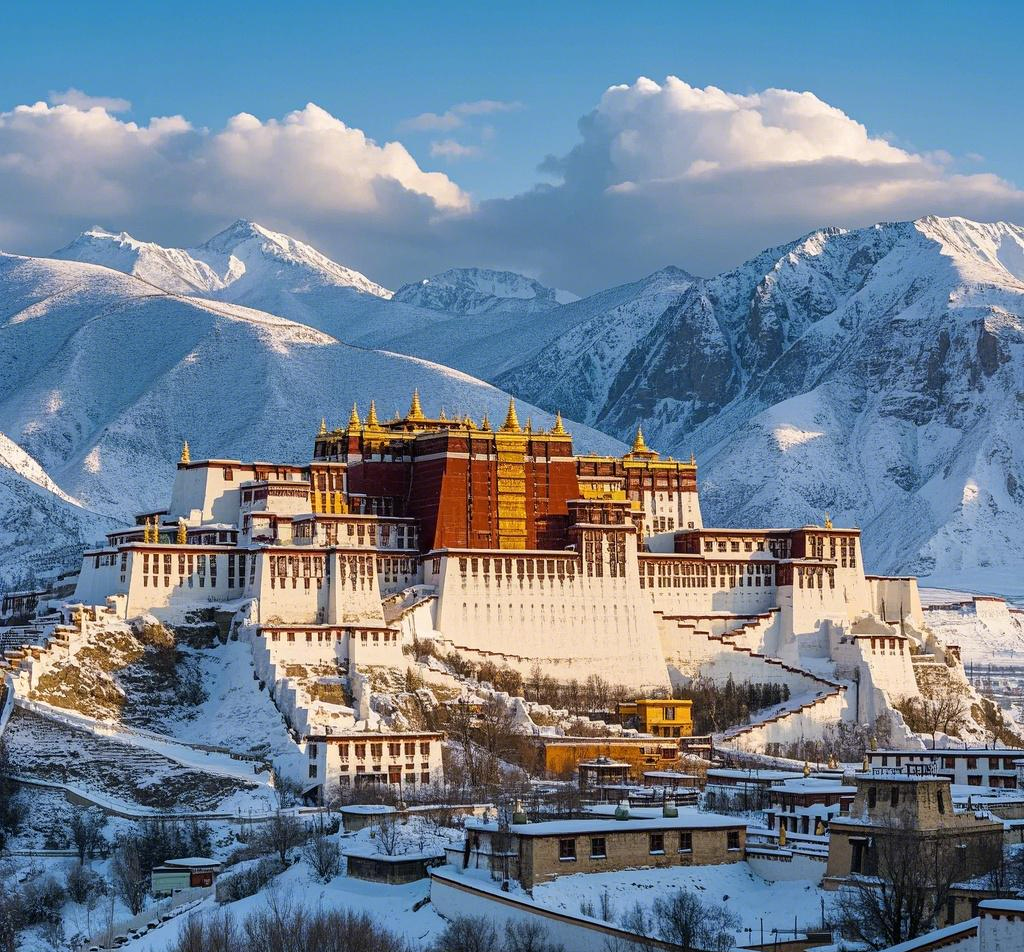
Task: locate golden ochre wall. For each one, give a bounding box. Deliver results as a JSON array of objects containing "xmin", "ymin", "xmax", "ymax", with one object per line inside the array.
[{"xmin": 542, "ymin": 740, "xmax": 682, "ymax": 779}]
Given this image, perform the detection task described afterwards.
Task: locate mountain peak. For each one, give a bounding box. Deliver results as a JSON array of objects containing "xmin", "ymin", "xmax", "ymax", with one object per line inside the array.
[{"xmin": 392, "ymin": 266, "xmax": 577, "ymax": 314}]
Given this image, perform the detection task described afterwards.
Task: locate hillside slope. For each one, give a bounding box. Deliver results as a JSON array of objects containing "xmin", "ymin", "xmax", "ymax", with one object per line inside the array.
[{"xmin": 0, "ymin": 253, "xmax": 622, "ymax": 581}]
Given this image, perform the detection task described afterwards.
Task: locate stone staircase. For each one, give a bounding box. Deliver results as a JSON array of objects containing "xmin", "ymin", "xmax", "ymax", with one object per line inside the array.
[{"xmin": 660, "ymin": 610, "xmax": 847, "ymax": 751}]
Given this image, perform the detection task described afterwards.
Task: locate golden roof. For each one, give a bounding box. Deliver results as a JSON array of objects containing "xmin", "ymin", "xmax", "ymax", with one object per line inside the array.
[
  {"xmin": 408, "ymin": 389, "xmax": 425, "ymax": 421},
  {"xmin": 500, "ymin": 398, "xmax": 521, "ymax": 433}
]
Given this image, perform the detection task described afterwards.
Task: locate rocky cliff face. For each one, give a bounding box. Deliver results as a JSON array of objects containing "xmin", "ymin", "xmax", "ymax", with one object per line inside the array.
[{"xmin": 499, "ymin": 218, "xmax": 1024, "ymax": 592}]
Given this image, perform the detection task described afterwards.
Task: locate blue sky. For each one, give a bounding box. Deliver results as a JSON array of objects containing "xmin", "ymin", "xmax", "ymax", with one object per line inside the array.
[{"xmin": 0, "ymin": 1, "xmax": 1021, "ymax": 290}]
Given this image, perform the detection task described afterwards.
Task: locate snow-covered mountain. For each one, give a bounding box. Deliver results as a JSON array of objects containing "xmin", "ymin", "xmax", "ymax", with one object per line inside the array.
[
  {"xmin": 499, "ymin": 217, "xmax": 1024, "ymax": 594},
  {"xmin": 0, "ymin": 252, "xmax": 622, "ymax": 582},
  {"xmin": 53, "ymin": 220, "xmax": 393, "ymax": 307},
  {"xmin": 392, "ymin": 267, "xmax": 577, "ymax": 314}
]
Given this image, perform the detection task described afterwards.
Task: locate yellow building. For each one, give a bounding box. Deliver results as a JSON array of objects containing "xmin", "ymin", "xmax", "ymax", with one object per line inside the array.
[{"xmin": 617, "ymin": 699, "xmax": 694, "ymax": 738}]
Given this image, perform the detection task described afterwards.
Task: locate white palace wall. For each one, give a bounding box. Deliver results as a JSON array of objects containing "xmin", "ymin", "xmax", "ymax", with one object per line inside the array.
[{"xmin": 429, "ymin": 551, "xmax": 669, "ymax": 690}]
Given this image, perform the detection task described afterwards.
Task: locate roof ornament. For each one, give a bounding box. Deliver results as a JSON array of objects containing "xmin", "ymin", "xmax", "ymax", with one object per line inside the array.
[
  {"xmin": 550, "ymin": 411, "xmax": 567, "ymax": 436},
  {"xmin": 180, "ymin": 441, "xmax": 190, "ymax": 464},
  {"xmin": 500, "ymin": 398, "xmax": 521, "ymax": 433},
  {"xmin": 824, "ymin": 511, "xmax": 833, "ymax": 530},
  {"xmin": 318, "ymin": 417, "xmax": 327, "ymax": 436},
  {"xmin": 524, "ymin": 416, "xmax": 533, "ymax": 433},
  {"xmin": 690, "ymin": 451, "xmax": 696, "ymax": 465},
  {"xmin": 177, "ymin": 519, "xmax": 187, "ymax": 545},
  {"xmin": 803, "ymin": 760, "xmax": 811, "ymax": 778},
  {"xmin": 408, "ymin": 388, "xmax": 425, "ymax": 421},
  {"xmin": 480, "ymin": 413, "xmax": 492, "ymax": 432},
  {"xmin": 439, "ymin": 407, "xmax": 448, "ymax": 421},
  {"xmin": 348, "ymin": 403, "xmax": 361, "ymax": 428},
  {"xmin": 463, "ymin": 414, "xmax": 475, "ymax": 428},
  {"xmin": 631, "ymin": 426, "xmax": 651, "ymax": 455},
  {"xmin": 366, "ymin": 400, "xmax": 381, "ymax": 428}
]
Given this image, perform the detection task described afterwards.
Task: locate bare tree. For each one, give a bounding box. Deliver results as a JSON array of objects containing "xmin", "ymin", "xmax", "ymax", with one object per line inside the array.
[
  {"xmin": 375, "ymin": 813, "xmax": 402, "ymax": 856},
  {"xmin": 651, "ymin": 889, "xmax": 739, "ymax": 952},
  {"xmin": 429, "ymin": 915, "xmax": 499, "ymax": 952},
  {"xmin": 503, "ymin": 919, "xmax": 565, "ymax": 952},
  {"xmin": 69, "ymin": 807, "xmax": 107, "ymax": 862},
  {"xmin": 302, "ymin": 814, "xmax": 340, "ymax": 882},
  {"xmin": 112, "ymin": 839, "xmax": 148, "ymax": 916},
  {"xmin": 837, "ymin": 815, "xmax": 1000, "ymax": 948},
  {"xmin": 261, "ymin": 810, "xmax": 304, "ymax": 866}
]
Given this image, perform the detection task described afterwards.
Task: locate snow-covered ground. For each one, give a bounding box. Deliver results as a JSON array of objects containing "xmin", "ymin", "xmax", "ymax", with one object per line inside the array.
[{"xmin": 533, "ymin": 862, "xmax": 836, "ymax": 944}]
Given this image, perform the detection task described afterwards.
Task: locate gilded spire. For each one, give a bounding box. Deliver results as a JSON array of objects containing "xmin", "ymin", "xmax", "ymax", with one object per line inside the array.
[
  {"xmin": 439, "ymin": 407, "xmax": 448, "ymax": 421},
  {"xmin": 463, "ymin": 414, "xmax": 475, "ymax": 428},
  {"xmin": 524, "ymin": 416, "xmax": 533, "ymax": 433},
  {"xmin": 177, "ymin": 518, "xmax": 187, "ymax": 545},
  {"xmin": 500, "ymin": 398, "xmax": 521, "ymax": 433},
  {"xmin": 366, "ymin": 400, "xmax": 380, "ymax": 428},
  {"xmin": 550, "ymin": 411, "xmax": 567, "ymax": 436},
  {"xmin": 180, "ymin": 440, "xmax": 190, "ymax": 464},
  {"xmin": 348, "ymin": 403, "xmax": 361, "ymax": 428},
  {"xmin": 690, "ymin": 451, "xmax": 696, "ymax": 465},
  {"xmin": 318, "ymin": 417, "xmax": 327, "ymax": 436},
  {"xmin": 480, "ymin": 413, "xmax": 492, "ymax": 431},
  {"xmin": 824, "ymin": 511, "xmax": 833, "ymax": 530},
  {"xmin": 631, "ymin": 426, "xmax": 650, "ymax": 455},
  {"xmin": 408, "ymin": 388, "xmax": 425, "ymax": 421}
]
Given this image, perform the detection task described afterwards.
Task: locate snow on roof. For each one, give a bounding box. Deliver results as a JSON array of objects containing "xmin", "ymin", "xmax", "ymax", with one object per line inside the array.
[
  {"xmin": 875, "ymin": 917, "xmax": 978, "ymax": 952},
  {"xmin": 342, "ymin": 844, "xmax": 446, "ymax": 861},
  {"xmin": 980, "ymin": 897, "xmax": 1024, "ymax": 913},
  {"xmin": 163, "ymin": 857, "xmax": 220, "ymax": 868},
  {"xmin": 708, "ymin": 768, "xmax": 803, "ymax": 781},
  {"xmin": 642, "ymin": 771, "xmax": 698, "ymax": 779},
  {"xmin": 340, "ymin": 804, "xmax": 396, "ymax": 815},
  {"xmin": 874, "ymin": 747, "xmax": 1024, "ymax": 755},
  {"xmin": 771, "ymin": 778, "xmax": 856, "ymax": 793},
  {"xmin": 856, "ymin": 770, "xmax": 948, "ymax": 782},
  {"xmin": 469, "ymin": 809, "xmax": 743, "ymax": 837}
]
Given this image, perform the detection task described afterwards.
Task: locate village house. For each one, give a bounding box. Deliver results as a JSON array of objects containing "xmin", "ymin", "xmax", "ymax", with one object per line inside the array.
[
  {"xmin": 824, "ymin": 768, "xmax": 1005, "ymax": 890},
  {"xmin": 453, "ymin": 806, "xmax": 746, "ymax": 889},
  {"xmin": 869, "ymin": 748, "xmax": 1024, "ymax": 790}
]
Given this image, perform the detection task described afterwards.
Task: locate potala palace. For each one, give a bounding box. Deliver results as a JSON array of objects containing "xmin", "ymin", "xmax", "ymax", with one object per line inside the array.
[{"xmin": 67, "ymin": 391, "xmax": 941, "ymax": 768}]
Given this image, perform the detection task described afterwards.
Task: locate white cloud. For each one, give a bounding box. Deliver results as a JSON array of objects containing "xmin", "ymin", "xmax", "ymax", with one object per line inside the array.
[
  {"xmin": 430, "ymin": 139, "xmax": 483, "ymax": 160},
  {"xmin": 0, "ymin": 100, "xmax": 469, "ymax": 285},
  {"xmin": 1, "ymin": 79, "xmax": 1023, "ymax": 293},
  {"xmin": 399, "ymin": 99, "xmax": 522, "ymax": 132},
  {"xmin": 450, "ymin": 77, "xmax": 1024, "ymax": 290},
  {"xmin": 48, "ymin": 88, "xmax": 132, "ymax": 113}
]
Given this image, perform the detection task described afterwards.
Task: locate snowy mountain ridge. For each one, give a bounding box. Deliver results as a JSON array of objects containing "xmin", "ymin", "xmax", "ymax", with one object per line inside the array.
[
  {"xmin": 498, "ymin": 217, "xmax": 1024, "ymax": 593},
  {"xmin": 391, "ymin": 266, "xmax": 578, "ymax": 314},
  {"xmin": 0, "ymin": 251, "xmax": 622, "ymax": 586},
  {"xmin": 53, "ymin": 220, "xmax": 393, "ymax": 303}
]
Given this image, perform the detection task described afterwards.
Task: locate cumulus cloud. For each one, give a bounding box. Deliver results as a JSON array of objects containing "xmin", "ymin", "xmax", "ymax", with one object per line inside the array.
[
  {"xmin": 430, "ymin": 139, "xmax": 483, "ymax": 160},
  {"xmin": 48, "ymin": 88, "xmax": 132, "ymax": 112},
  {"xmin": 447, "ymin": 77, "xmax": 1024, "ymax": 290},
  {"xmin": 2, "ymin": 79, "xmax": 1023, "ymax": 293},
  {"xmin": 399, "ymin": 99, "xmax": 522, "ymax": 132},
  {"xmin": 0, "ymin": 100, "xmax": 468, "ymax": 285}
]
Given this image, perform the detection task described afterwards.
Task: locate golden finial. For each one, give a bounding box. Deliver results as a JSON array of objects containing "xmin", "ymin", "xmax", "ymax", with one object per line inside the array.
[
  {"xmin": 862, "ymin": 754, "xmax": 870, "ymax": 772},
  {"xmin": 824, "ymin": 511, "xmax": 833, "ymax": 530},
  {"xmin": 481, "ymin": 413, "xmax": 492, "ymax": 431},
  {"xmin": 318, "ymin": 417, "xmax": 327, "ymax": 436},
  {"xmin": 631, "ymin": 426, "xmax": 650, "ymax": 455},
  {"xmin": 500, "ymin": 398, "xmax": 521, "ymax": 432},
  {"xmin": 828, "ymin": 754, "xmax": 838, "ymax": 770},
  {"xmin": 524, "ymin": 416, "xmax": 533, "ymax": 433},
  {"xmin": 803, "ymin": 760, "xmax": 811, "ymax": 778},
  {"xmin": 869, "ymin": 734, "xmax": 878, "ymax": 752},
  {"xmin": 144, "ymin": 517, "xmax": 154, "ymax": 544},
  {"xmin": 550, "ymin": 411, "xmax": 567, "ymax": 436},
  {"xmin": 180, "ymin": 440, "xmax": 190, "ymax": 464},
  {"xmin": 815, "ymin": 819, "xmax": 826, "ymax": 836},
  {"xmin": 463, "ymin": 414, "xmax": 475, "ymax": 428},
  {"xmin": 177, "ymin": 519, "xmax": 187, "ymax": 545},
  {"xmin": 366, "ymin": 400, "xmax": 380, "ymax": 428},
  {"xmin": 408, "ymin": 388, "xmax": 425, "ymax": 421},
  {"xmin": 439, "ymin": 407, "xmax": 448, "ymax": 421},
  {"xmin": 690, "ymin": 451, "xmax": 696, "ymax": 465},
  {"xmin": 348, "ymin": 403, "xmax": 361, "ymax": 428},
  {"xmin": 778, "ymin": 825, "xmax": 787, "ymax": 847}
]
